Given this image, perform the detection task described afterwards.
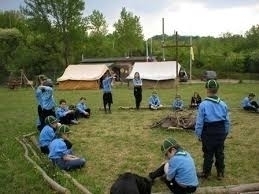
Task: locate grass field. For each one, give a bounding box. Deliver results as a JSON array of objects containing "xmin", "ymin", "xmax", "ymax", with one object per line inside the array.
[{"xmin": 0, "ymin": 82, "xmax": 259, "ymax": 194}]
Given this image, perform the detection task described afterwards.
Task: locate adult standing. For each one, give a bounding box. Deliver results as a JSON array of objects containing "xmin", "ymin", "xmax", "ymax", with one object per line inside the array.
[
  {"xmin": 195, "ymin": 79, "xmax": 230, "ymax": 180},
  {"xmin": 102, "ymin": 71, "xmax": 115, "ymax": 113},
  {"xmin": 35, "ymin": 75, "xmax": 47, "ymax": 131},
  {"xmin": 133, "ymin": 72, "xmax": 143, "ymax": 109},
  {"xmin": 38, "ymin": 79, "xmax": 56, "ymax": 129}
]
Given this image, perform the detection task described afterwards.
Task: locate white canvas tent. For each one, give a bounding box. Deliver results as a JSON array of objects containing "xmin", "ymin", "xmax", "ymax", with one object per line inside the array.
[
  {"xmin": 126, "ymin": 61, "xmax": 181, "ymax": 88},
  {"xmin": 57, "ymin": 64, "xmax": 109, "ymax": 90}
]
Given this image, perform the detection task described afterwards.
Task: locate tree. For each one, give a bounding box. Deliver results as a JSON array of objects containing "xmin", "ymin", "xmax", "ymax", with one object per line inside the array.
[
  {"xmin": 83, "ymin": 10, "xmax": 110, "ymax": 57},
  {"xmin": 88, "ymin": 10, "xmax": 108, "ymax": 35},
  {"xmin": 113, "ymin": 7, "xmax": 144, "ymax": 56},
  {"xmin": 0, "ymin": 28, "xmax": 23, "ymax": 73},
  {"xmin": 22, "ymin": 0, "xmax": 87, "ymax": 66}
]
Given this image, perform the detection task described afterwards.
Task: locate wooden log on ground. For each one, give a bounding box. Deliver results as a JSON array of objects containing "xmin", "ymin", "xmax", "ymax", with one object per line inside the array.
[
  {"xmin": 62, "ymin": 171, "xmax": 92, "ymax": 194},
  {"xmin": 152, "ymin": 182, "xmax": 259, "ymax": 194},
  {"xmin": 16, "ymin": 137, "xmax": 70, "ymax": 194},
  {"xmin": 23, "ymin": 131, "xmax": 38, "ymax": 138}
]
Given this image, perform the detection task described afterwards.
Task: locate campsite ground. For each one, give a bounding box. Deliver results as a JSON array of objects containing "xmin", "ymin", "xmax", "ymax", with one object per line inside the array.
[{"xmin": 0, "ymin": 82, "xmax": 259, "ymax": 194}]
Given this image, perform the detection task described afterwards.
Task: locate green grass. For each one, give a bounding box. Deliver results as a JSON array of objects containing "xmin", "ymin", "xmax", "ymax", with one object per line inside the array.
[{"xmin": 0, "ymin": 82, "xmax": 259, "ymax": 194}]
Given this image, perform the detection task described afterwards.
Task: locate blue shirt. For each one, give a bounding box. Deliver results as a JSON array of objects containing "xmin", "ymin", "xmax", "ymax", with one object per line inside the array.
[
  {"xmin": 148, "ymin": 95, "xmax": 161, "ymax": 106},
  {"xmin": 40, "ymin": 86, "xmax": 55, "ymax": 110},
  {"xmin": 241, "ymin": 97, "xmax": 254, "ymax": 108},
  {"xmin": 56, "ymin": 106, "xmax": 69, "ymax": 120},
  {"xmin": 35, "ymin": 87, "xmax": 43, "ymax": 106},
  {"xmin": 48, "ymin": 138, "xmax": 70, "ymax": 159},
  {"xmin": 133, "ymin": 78, "xmax": 142, "ymax": 87},
  {"xmin": 167, "ymin": 150, "xmax": 199, "ymax": 187},
  {"xmin": 39, "ymin": 125, "xmax": 56, "ymax": 147},
  {"xmin": 195, "ymin": 97, "xmax": 230, "ymax": 138},
  {"xmin": 102, "ymin": 76, "xmax": 113, "ymax": 93},
  {"xmin": 76, "ymin": 102, "xmax": 87, "ymax": 113},
  {"xmin": 172, "ymin": 99, "xmax": 184, "ymax": 109}
]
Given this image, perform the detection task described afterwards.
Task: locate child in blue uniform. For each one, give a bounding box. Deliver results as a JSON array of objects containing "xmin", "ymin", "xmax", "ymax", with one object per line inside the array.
[
  {"xmin": 172, "ymin": 94, "xmax": 184, "ymax": 111},
  {"xmin": 76, "ymin": 97, "xmax": 91, "ymax": 118},
  {"xmin": 241, "ymin": 93, "xmax": 259, "ymax": 112},
  {"xmin": 48, "ymin": 125, "xmax": 86, "ymax": 171},
  {"xmin": 102, "ymin": 71, "xmax": 115, "ymax": 113},
  {"xmin": 56, "ymin": 99, "xmax": 78, "ymax": 125},
  {"xmin": 39, "ymin": 115, "xmax": 59, "ymax": 154},
  {"xmin": 148, "ymin": 90, "xmax": 162, "ymax": 110},
  {"xmin": 195, "ymin": 79, "xmax": 230, "ymax": 180},
  {"xmin": 148, "ymin": 137, "xmax": 198, "ymax": 194}
]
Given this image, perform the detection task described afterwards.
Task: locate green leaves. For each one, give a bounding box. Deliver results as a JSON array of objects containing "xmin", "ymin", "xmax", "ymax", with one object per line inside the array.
[{"xmin": 113, "ymin": 7, "xmax": 144, "ymax": 56}]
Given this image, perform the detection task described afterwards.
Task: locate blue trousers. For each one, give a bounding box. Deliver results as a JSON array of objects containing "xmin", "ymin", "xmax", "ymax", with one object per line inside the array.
[{"xmin": 52, "ymin": 157, "xmax": 86, "ymax": 171}]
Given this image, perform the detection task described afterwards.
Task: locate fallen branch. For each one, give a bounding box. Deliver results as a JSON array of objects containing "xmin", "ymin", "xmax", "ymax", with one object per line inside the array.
[
  {"xmin": 23, "ymin": 138, "xmax": 40, "ymax": 160},
  {"xmin": 23, "ymin": 131, "xmax": 37, "ymax": 138},
  {"xmin": 62, "ymin": 171, "xmax": 92, "ymax": 194},
  {"xmin": 16, "ymin": 137, "xmax": 70, "ymax": 194},
  {"xmin": 152, "ymin": 182, "xmax": 259, "ymax": 194}
]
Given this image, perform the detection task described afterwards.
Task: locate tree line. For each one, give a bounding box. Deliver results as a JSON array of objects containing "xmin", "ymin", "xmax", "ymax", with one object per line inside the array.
[{"xmin": 0, "ymin": 0, "xmax": 259, "ymax": 83}]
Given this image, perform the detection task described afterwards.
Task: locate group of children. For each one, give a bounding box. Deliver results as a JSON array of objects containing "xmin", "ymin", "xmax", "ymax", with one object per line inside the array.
[
  {"xmin": 35, "ymin": 75, "xmax": 91, "ymax": 171},
  {"xmin": 38, "ymin": 116, "xmax": 86, "ymax": 170},
  {"xmin": 148, "ymin": 90, "xmax": 202, "ymax": 111},
  {"xmin": 35, "ymin": 74, "xmax": 91, "ymax": 131},
  {"xmin": 35, "ymin": 72, "xmax": 258, "ymax": 193}
]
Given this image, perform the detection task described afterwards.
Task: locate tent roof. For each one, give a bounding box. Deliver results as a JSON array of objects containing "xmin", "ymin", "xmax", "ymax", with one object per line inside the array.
[
  {"xmin": 57, "ymin": 64, "xmax": 109, "ymax": 81},
  {"xmin": 126, "ymin": 61, "xmax": 181, "ymax": 80}
]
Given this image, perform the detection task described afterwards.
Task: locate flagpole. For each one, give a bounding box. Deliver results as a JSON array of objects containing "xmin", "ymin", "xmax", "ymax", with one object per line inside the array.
[{"xmin": 189, "ymin": 36, "xmax": 192, "ymax": 81}]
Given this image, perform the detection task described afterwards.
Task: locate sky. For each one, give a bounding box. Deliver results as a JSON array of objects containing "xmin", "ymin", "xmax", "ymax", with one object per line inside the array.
[{"xmin": 1, "ymin": 0, "xmax": 259, "ymax": 39}]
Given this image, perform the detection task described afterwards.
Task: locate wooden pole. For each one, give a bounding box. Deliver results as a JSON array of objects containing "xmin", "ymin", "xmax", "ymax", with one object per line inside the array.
[
  {"xmin": 162, "ymin": 18, "xmax": 165, "ymax": 61},
  {"xmin": 175, "ymin": 31, "xmax": 179, "ymax": 94},
  {"xmin": 190, "ymin": 36, "xmax": 192, "ymax": 80}
]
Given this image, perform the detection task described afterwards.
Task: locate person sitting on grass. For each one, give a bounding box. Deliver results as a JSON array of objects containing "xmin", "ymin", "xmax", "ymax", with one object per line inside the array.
[
  {"xmin": 190, "ymin": 92, "xmax": 202, "ymax": 109},
  {"xmin": 56, "ymin": 99, "xmax": 79, "ymax": 125},
  {"xmin": 241, "ymin": 93, "xmax": 259, "ymax": 112},
  {"xmin": 48, "ymin": 124, "xmax": 86, "ymax": 171},
  {"xmin": 148, "ymin": 90, "xmax": 163, "ymax": 110},
  {"xmin": 172, "ymin": 94, "xmax": 184, "ymax": 111},
  {"xmin": 39, "ymin": 115, "xmax": 59, "ymax": 154},
  {"xmin": 76, "ymin": 97, "xmax": 91, "ymax": 118}
]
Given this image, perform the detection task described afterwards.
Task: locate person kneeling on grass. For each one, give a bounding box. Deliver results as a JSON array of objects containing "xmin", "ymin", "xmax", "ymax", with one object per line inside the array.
[
  {"xmin": 241, "ymin": 93, "xmax": 259, "ymax": 112},
  {"xmin": 48, "ymin": 125, "xmax": 86, "ymax": 171},
  {"xmin": 148, "ymin": 137, "xmax": 198, "ymax": 194}
]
